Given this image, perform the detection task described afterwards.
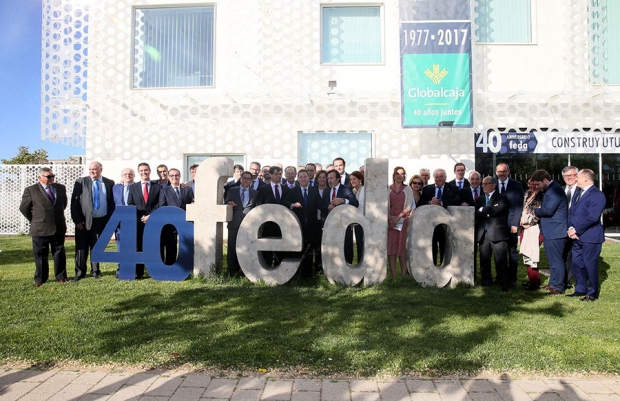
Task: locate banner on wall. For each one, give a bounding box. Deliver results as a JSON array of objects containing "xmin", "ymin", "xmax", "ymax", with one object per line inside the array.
[
  {"xmin": 474, "ymin": 131, "xmax": 620, "ymax": 154},
  {"xmin": 400, "ymin": 21, "xmax": 473, "ymax": 128}
]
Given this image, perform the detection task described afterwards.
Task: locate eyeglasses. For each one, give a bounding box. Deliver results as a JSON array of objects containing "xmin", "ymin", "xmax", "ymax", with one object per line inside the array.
[
  {"xmin": 411, "ymin": 181, "xmax": 423, "ymax": 185},
  {"xmin": 43, "ymin": 174, "xmax": 55, "ymax": 178},
  {"xmin": 482, "ymin": 182, "xmax": 494, "ymax": 186},
  {"xmin": 562, "ymin": 173, "xmax": 576, "ymax": 177},
  {"xmin": 122, "ymin": 173, "xmax": 134, "ymax": 176},
  {"xmin": 168, "ymin": 174, "xmax": 180, "ymax": 177}
]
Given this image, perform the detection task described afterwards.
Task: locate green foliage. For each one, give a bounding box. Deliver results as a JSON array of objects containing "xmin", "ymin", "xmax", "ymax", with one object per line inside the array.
[
  {"xmin": 0, "ymin": 235, "xmax": 619, "ymax": 377},
  {"xmin": 1, "ymin": 146, "xmax": 49, "ymax": 164}
]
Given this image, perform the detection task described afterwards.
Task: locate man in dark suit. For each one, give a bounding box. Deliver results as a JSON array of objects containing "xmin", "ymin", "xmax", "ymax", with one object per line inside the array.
[
  {"xmin": 225, "ymin": 171, "xmax": 257, "ymax": 276},
  {"xmin": 223, "ymin": 164, "xmax": 244, "ymax": 201},
  {"xmin": 495, "ymin": 162, "xmax": 524, "ymax": 286},
  {"xmin": 257, "ymin": 166, "xmax": 289, "ymax": 266},
  {"xmin": 19, "ymin": 167, "xmax": 69, "ymax": 286},
  {"xmin": 449, "ymin": 162, "xmax": 470, "ymax": 190},
  {"xmin": 158, "ymin": 168, "xmax": 195, "ymax": 265},
  {"xmin": 324, "ymin": 170, "xmax": 359, "ymax": 264},
  {"xmin": 419, "ymin": 169, "xmax": 459, "ymax": 265},
  {"xmin": 70, "ymin": 161, "xmax": 115, "ymax": 281},
  {"xmin": 333, "ymin": 157, "xmax": 351, "ymax": 186},
  {"xmin": 284, "ymin": 169, "xmax": 322, "ymax": 276},
  {"xmin": 156, "ymin": 164, "xmax": 170, "ymax": 187},
  {"xmin": 305, "ymin": 163, "xmax": 317, "ymax": 187},
  {"xmin": 567, "ymin": 169, "xmax": 606, "ymax": 301},
  {"xmin": 283, "ymin": 166, "xmax": 298, "ymax": 189},
  {"xmin": 127, "ymin": 162, "xmax": 162, "ymax": 279},
  {"xmin": 532, "ymin": 169, "xmax": 568, "ymax": 294},
  {"xmin": 458, "ymin": 171, "xmax": 482, "ymax": 207},
  {"xmin": 249, "ymin": 161, "xmax": 267, "ymax": 191},
  {"xmin": 562, "ymin": 165, "xmax": 579, "ymax": 289},
  {"xmin": 475, "ymin": 176, "xmax": 511, "ymax": 290}
]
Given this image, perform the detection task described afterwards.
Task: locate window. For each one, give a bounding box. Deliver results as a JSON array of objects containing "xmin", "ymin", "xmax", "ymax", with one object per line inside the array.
[
  {"xmin": 321, "ymin": 6, "xmax": 382, "ymax": 64},
  {"xmin": 133, "ymin": 6, "xmax": 214, "ymax": 88},
  {"xmin": 475, "ymin": 0, "xmax": 532, "ymax": 43},
  {"xmin": 299, "ymin": 132, "xmax": 373, "ymax": 169},
  {"xmin": 590, "ymin": 0, "xmax": 620, "ymax": 84}
]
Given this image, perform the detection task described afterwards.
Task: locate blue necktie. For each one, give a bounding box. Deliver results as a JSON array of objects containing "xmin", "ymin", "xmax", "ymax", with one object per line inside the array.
[
  {"xmin": 303, "ymin": 188, "xmax": 308, "ymax": 206},
  {"xmin": 437, "ymin": 187, "xmax": 443, "ymax": 200},
  {"xmin": 175, "ymin": 187, "xmax": 180, "ymax": 201},
  {"xmin": 123, "ymin": 185, "xmax": 129, "ymax": 205},
  {"xmin": 242, "ymin": 188, "xmax": 247, "ymax": 207},
  {"xmin": 275, "ymin": 185, "xmax": 281, "ymax": 202},
  {"xmin": 93, "ymin": 179, "xmax": 100, "ymax": 210},
  {"xmin": 458, "ymin": 181, "xmax": 462, "ymax": 189}
]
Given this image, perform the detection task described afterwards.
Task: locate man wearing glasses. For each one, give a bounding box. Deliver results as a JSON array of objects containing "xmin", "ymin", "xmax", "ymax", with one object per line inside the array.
[{"xmin": 20, "ymin": 167, "xmax": 69, "ymax": 287}]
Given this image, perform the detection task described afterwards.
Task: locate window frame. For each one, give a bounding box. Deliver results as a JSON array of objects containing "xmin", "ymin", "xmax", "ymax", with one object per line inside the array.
[
  {"xmin": 131, "ymin": 4, "xmax": 217, "ymax": 89},
  {"xmin": 320, "ymin": 4, "xmax": 385, "ymax": 65},
  {"xmin": 474, "ymin": 0, "xmax": 537, "ymax": 45}
]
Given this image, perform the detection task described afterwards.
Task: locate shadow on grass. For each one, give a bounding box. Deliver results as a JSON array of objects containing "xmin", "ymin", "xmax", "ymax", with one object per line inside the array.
[{"xmin": 96, "ymin": 277, "xmax": 568, "ymax": 376}]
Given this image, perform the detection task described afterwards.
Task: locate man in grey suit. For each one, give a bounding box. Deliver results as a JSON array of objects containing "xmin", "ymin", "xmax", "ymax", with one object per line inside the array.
[
  {"xmin": 70, "ymin": 161, "xmax": 115, "ymax": 281},
  {"xmin": 19, "ymin": 167, "xmax": 69, "ymax": 286},
  {"xmin": 225, "ymin": 171, "xmax": 257, "ymax": 276}
]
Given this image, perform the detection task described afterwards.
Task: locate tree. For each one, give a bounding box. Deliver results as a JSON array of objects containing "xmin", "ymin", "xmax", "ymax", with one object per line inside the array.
[{"xmin": 1, "ymin": 146, "xmax": 49, "ymax": 164}]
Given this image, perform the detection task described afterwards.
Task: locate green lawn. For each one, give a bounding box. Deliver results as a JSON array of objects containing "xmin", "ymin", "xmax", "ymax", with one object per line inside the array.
[{"xmin": 1, "ymin": 235, "xmax": 619, "ymax": 377}]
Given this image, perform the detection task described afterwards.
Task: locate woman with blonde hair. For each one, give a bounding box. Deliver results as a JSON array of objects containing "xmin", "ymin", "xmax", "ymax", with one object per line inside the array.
[{"xmin": 388, "ymin": 167, "xmax": 413, "ymax": 278}]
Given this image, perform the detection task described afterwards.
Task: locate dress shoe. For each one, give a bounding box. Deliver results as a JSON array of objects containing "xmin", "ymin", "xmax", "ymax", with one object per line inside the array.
[
  {"xmin": 565, "ymin": 292, "xmax": 586, "ymax": 297},
  {"xmin": 580, "ymin": 295, "xmax": 596, "ymax": 302},
  {"xmin": 92, "ymin": 273, "xmax": 102, "ymax": 279},
  {"xmin": 57, "ymin": 279, "xmax": 68, "ymax": 284},
  {"xmin": 34, "ymin": 282, "xmax": 42, "ymax": 287},
  {"xmin": 72, "ymin": 277, "xmax": 82, "ymax": 282},
  {"xmin": 565, "ymin": 284, "xmax": 574, "ymax": 289},
  {"xmin": 541, "ymin": 285, "xmax": 552, "ymax": 290},
  {"xmin": 547, "ymin": 288, "xmax": 564, "ymax": 295}
]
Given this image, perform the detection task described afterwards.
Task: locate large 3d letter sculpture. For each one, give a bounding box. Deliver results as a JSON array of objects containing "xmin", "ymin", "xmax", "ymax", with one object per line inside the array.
[
  {"xmin": 406, "ymin": 205, "xmax": 474, "ymax": 287},
  {"xmin": 236, "ymin": 204, "xmax": 303, "ymax": 285},
  {"xmin": 186, "ymin": 157, "xmax": 233, "ymax": 277},
  {"xmin": 322, "ymin": 159, "xmax": 388, "ymax": 286}
]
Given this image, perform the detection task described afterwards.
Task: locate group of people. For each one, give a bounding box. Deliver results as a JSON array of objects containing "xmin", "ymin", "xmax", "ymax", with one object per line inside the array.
[{"xmin": 19, "ymin": 159, "xmax": 607, "ymax": 300}]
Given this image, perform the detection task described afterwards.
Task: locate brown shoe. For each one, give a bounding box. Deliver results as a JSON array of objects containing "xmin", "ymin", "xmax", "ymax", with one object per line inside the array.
[
  {"xmin": 34, "ymin": 282, "xmax": 42, "ymax": 287},
  {"xmin": 548, "ymin": 288, "xmax": 564, "ymax": 295},
  {"xmin": 57, "ymin": 279, "xmax": 68, "ymax": 284}
]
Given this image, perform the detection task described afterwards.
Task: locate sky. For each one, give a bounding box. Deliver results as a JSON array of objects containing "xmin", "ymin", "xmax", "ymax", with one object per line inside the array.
[{"xmin": 0, "ymin": 0, "xmax": 83, "ymax": 162}]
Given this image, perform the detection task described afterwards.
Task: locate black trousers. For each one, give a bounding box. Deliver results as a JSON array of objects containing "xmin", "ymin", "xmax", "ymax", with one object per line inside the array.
[
  {"xmin": 344, "ymin": 224, "xmax": 364, "ymax": 264},
  {"xmin": 32, "ymin": 232, "xmax": 67, "ymax": 283},
  {"xmin": 479, "ymin": 231, "xmax": 508, "ymax": 287},
  {"xmin": 74, "ymin": 217, "xmax": 106, "ymax": 278}
]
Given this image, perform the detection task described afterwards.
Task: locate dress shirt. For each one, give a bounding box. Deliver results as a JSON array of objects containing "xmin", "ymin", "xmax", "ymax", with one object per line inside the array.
[
  {"xmin": 332, "ymin": 184, "xmax": 350, "ymax": 204},
  {"xmin": 270, "ymin": 182, "xmax": 281, "ymax": 200},
  {"xmin": 91, "ymin": 178, "xmax": 108, "ymax": 218},
  {"xmin": 471, "ymin": 186, "xmax": 480, "ymax": 201}
]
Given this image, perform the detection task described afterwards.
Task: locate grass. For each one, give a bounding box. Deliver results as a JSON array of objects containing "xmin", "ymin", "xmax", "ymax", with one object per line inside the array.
[{"xmin": 1, "ymin": 235, "xmax": 619, "ymax": 377}]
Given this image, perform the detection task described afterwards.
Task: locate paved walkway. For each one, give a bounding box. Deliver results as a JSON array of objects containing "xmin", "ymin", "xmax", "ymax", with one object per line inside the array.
[{"xmin": 1, "ymin": 367, "xmax": 619, "ymax": 401}]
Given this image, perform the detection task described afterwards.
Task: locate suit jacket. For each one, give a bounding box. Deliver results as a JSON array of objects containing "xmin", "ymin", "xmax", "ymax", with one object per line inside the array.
[
  {"xmin": 223, "ymin": 179, "xmax": 240, "ymax": 201},
  {"xmin": 70, "ymin": 176, "xmax": 115, "ymax": 230},
  {"xmin": 257, "ymin": 183, "xmax": 289, "ymax": 205},
  {"xmin": 322, "ymin": 184, "xmax": 359, "ymax": 215},
  {"xmin": 568, "ymin": 186, "xmax": 606, "ymax": 244},
  {"xmin": 341, "ymin": 172, "xmax": 351, "ymax": 187},
  {"xmin": 112, "ymin": 183, "xmax": 128, "ymax": 206},
  {"xmin": 475, "ymin": 191, "xmax": 510, "ymax": 242},
  {"xmin": 225, "ymin": 185, "xmax": 258, "ymax": 230},
  {"xmin": 127, "ymin": 180, "xmax": 162, "ymax": 216},
  {"xmin": 159, "ymin": 185, "xmax": 194, "ymax": 211},
  {"xmin": 20, "ymin": 182, "xmax": 68, "ymax": 237},
  {"xmin": 284, "ymin": 185, "xmax": 321, "ymax": 229},
  {"xmin": 534, "ymin": 180, "xmax": 568, "ymax": 239},
  {"xmin": 449, "ymin": 178, "xmax": 470, "ymax": 189},
  {"xmin": 419, "ymin": 183, "xmax": 459, "ymax": 207},
  {"xmin": 498, "ymin": 178, "xmax": 524, "ymax": 228},
  {"xmin": 458, "ymin": 186, "xmax": 482, "ymax": 207}
]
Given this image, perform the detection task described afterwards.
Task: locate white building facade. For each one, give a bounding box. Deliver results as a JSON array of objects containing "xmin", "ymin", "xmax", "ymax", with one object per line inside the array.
[{"xmin": 42, "ymin": 0, "xmax": 620, "ymax": 232}]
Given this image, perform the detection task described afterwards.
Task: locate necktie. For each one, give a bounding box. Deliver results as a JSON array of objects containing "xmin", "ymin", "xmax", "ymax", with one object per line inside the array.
[
  {"xmin": 175, "ymin": 186, "xmax": 180, "ymax": 201},
  {"xmin": 303, "ymin": 188, "xmax": 308, "ymax": 206},
  {"xmin": 473, "ymin": 188, "xmax": 479, "ymax": 201},
  {"xmin": 123, "ymin": 185, "xmax": 129, "ymax": 205},
  {"xmin": 242, "ymin": 188, "xmax": 247, "ymax": 207},
  {"xmin": 332, "ymin": 187, "xmax": 337, "ymax": 201},
  {"xmin": 143, "ymin": 182, "xmax": 148, "ymax": 203},
  {"xmin": 500, "ymin": 182, "xmax": 506, "ymax": 193},
  {"xmin": 566, "ymin": 187, "xmax": 572, "ymax": 205},
  {"xmin": 274, "ymin": 185, "xmax": 280, "ymax": 202},
  {"xmin": 45, "ymin": 186, "xmax": 55, "ymax": 203},
  {"xmin": 93, "ymin": 179, "xmax": 100, "ymax": 210},
  {"xmin": 458, "ymin": 181, "xmax": 462, "ymax": 189},
  {"xmin": 437, "ymin": 187, "xmax": 443, "ymax": 200},
  {"xmin": 574, "ymin": 190, "xmax": 582, "ymax": 204},
  {"xmin": 486, "ymin": 193, "xmax": 490, "ymax": 206}
]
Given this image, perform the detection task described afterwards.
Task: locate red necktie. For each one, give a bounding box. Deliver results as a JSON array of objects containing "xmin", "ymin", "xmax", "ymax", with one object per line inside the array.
[
  {"xmin": 332, "ymin": 188, "xmax": 337, "ymax": 201},
  {"xmin": 143, "ymin": 182, "xmax": 148, "ymax": 203}
]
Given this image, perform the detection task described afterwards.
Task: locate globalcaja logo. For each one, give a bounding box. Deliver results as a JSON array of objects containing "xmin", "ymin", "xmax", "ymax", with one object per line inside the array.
[
  {"xmin": 407, "ymin": 63, "xmax": 465, "ymax": 100},
  {"xmin": 424, "ymin": 64, "xmax": 448, "ymax": 84}
]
